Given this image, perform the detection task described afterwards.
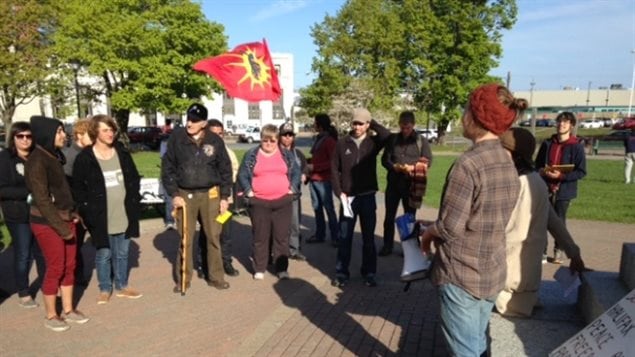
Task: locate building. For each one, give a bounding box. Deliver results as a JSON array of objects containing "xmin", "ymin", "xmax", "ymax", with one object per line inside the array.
[{"xmin": 513, "ymin": 88, "xmax": 633, "ymax": 120}]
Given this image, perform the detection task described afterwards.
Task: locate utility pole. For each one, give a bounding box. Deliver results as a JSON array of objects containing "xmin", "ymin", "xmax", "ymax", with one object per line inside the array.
[{"xmin": 530, "ymin": 79, "xmax": 536, "ymax": 134}]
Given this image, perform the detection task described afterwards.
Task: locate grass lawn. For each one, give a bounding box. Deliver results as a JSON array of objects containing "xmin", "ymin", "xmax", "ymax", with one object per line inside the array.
[{"xmin": 133, "ymin": 147, "xmax": 634, "ymax": 224}]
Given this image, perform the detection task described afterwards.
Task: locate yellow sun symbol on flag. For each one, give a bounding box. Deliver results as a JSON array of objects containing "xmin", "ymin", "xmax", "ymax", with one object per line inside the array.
[{"xmin": 226, "ymin": 48, "xmax": 272, "ymax": 90}]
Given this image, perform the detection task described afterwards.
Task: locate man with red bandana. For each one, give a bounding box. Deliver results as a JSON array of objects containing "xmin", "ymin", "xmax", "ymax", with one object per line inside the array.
[
  {"xmin": 420, "ymin": 83, "xmax": 526, "ymax": 357},
  {"xmin": 535, "ymin": 112, "xmax": 586, "ymax": 264}
]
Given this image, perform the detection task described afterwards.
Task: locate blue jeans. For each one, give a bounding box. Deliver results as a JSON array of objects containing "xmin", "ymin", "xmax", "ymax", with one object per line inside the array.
[
  {"xmin": 438, "ymin": 283, "xmax": 495, "ymax": 357},
  {"xmin": 335, "ymin": 194, "xmax": 376, "ymax": 278},
  {"xmin": 309, "ymin": 181, "xmax": 338, "ymax": 241},
  {"xmin": 95, "ymin": 233, "xmax": 130, "ymax": 292},
  {"xmin": 7, "ymin": 222, "xmax": 45, "ymax": 297}
]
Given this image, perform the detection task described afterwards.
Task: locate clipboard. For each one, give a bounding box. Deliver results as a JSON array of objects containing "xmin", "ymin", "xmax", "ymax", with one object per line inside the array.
[{"xmin": 547, "ymin": 164, "xmax": 574, "ymax": 173}]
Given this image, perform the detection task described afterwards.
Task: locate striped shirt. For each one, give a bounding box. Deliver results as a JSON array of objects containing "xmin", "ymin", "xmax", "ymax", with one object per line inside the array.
[{"xmin": 431, "ymin": 139, "xmax": 520, "ymax": 299}]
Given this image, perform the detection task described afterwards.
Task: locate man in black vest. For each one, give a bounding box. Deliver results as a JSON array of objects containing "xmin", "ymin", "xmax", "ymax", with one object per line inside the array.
[{"xmin": 379, "ymin": 111, "xmax": 433, "ymax": 256}]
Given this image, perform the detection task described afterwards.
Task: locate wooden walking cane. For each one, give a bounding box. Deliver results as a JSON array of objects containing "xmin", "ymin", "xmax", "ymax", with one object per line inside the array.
[{"xmin": 172, "ymin": 203, "xmax": 188, "ymax": 296}]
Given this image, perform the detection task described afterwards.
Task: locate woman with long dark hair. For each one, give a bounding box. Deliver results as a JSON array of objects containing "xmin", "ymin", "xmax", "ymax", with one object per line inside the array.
[{"xmin": 0, "ymin": 122, "xmax": 45, "ymax": 308}]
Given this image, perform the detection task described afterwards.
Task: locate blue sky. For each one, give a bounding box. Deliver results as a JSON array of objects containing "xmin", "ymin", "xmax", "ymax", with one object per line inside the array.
[{"xmin": 202, "ymin": 0, "xmax": 634, "ymax": 92}]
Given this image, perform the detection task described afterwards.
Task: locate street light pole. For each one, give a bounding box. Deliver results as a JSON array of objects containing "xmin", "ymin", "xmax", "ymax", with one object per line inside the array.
[
  {"xmin": 70, "ymin": 61, "xmax": 81, "ymax": 118},
  {"xmin": 628, "ymin": 49, "xmax": 635, "ymax": 117}
]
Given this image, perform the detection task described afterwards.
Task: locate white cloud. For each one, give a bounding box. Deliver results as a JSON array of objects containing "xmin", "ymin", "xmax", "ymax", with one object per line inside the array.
[{"xmin": 249, "ymin": 0, "xmax": 311, "ymax": 23}]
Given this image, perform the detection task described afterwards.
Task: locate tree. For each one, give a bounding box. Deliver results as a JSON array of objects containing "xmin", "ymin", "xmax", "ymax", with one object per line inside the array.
[
  {"xmin": 0, "ymin": 0, "xmax": 57, "ymax": 127},
  {"xmin": 301, "ymin": 0, "xmax": 404, "ymax": 115},
  {"xmin": 52, "ymin": 0, "xmax": 226, "ymax": 132},
  {"xmin": 302, "ymin": 0, "xmax": 518, "ymax": 142}
]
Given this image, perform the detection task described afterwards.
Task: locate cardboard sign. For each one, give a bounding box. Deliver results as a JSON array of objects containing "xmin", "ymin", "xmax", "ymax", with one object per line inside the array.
[{"xmin": 550, "ymin": 289, "xmax": 635, "ymax": 357}]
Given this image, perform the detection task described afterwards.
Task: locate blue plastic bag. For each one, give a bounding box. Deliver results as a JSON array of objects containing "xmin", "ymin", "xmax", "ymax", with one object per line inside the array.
[{"xmin": 396, "ymin": 213, "xmax": 416, "ymax": 241}]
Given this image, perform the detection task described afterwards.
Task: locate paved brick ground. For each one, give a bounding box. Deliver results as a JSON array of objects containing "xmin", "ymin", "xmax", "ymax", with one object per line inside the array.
[{"xmin": 0, "ymin": 188, "xmax": 632, "ymax": 356}]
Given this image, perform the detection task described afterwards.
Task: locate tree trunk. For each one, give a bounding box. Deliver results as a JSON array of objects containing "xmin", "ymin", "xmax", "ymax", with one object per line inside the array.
[{"xmin": 113, "ymin": 107, "xmax": 130, "ymax": 147}]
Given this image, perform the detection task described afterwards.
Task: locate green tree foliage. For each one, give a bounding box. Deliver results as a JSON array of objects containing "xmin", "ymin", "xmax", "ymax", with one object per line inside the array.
[
  {"xmin": 52, "ymin": 0, "xmax": 226, "ymax": 132},
  {"xmin": 302, "ymin": 0, "xmax": 517, "ymax": 140},
  {"xmin": 0, "ymin": 0, "xmax": 57, "ymax": 127}
]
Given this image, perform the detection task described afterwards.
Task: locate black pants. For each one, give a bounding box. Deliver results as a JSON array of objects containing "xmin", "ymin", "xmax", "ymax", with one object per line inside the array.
[
  {"xmin": 546, "ymin": 195, "xmax": 571, "ymax": 253},
  {"xmin": 382, "ymin": 181, "xmax": 416, "ymax": 249},
  {"xmin": 249, "ymin": 195, "xmax": 293, "ymax": 273}
]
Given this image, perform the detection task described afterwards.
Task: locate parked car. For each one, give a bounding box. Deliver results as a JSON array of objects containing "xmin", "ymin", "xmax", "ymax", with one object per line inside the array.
[
  {"xmin": 579, "ymin": 119, "xmax": 603, "ymax": 129},
  {"xmin": 536, "ymin": 119, "xmax": 556, "ymax": 127},
  {"xmin": 519, "ymin": 120, "xmax": 531, "ymax": 127},
  {"xmin": 612, "ymin": 117, "xmax": 635, "ymax": 130},
  {"xmin": 127, "ymin": 126, "xmax": 164, "ymax": 150},
  {"xmin": 602, "ymin": 130, "xmax": 632, "ymax": 141},
  {"xmin": 416, "ymin": 128, "xmax": 438, "ymax": 143},
  {"xmin": 238, "ymin": 126, "xmax": 261, "ymax": 143}
]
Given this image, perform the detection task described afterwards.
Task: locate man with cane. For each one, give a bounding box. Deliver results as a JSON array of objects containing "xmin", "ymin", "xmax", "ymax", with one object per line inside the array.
[{"xmin": 161, "ymin": 103, "xmax": 232, "ymax": 294}]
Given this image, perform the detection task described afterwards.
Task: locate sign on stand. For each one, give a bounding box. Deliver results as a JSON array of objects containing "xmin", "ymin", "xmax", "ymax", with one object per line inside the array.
[{"xmin": 550, "ymin": 289, "xmax": 634, "ymax": 357}]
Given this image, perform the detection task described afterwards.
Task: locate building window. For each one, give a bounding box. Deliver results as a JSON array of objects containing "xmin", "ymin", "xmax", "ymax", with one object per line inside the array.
[
  {"xmin": 272, "ymin": 89, "xmax": 284, "ymax": 120},
  {"xmin": 223, "ymin": 92, "xmax": 235, "ymax": 116},
  {"xmin": 274, "ymin": 64, "xmax": 281, "ymax": 76},
  {"xmin": 248, "ymin": 102, "xmax": 261, "ymax": 120}
]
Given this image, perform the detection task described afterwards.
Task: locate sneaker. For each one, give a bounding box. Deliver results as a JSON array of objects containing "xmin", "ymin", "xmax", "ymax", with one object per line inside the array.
[
  {"xmin": 542, "ymin": 254, "xmax": 548, "ymax": 265},
  {"xmin": 62, "ymin": 310, "xmax": 89, "ymax": 324},
  {"xmin": 552, "ymin": 250, "xmax": 564, "ymax": 264},
  {"xmin": 165, "ymin": 223, "xmax": 176, "ymax": 230},
  {"xmin": 224, "ymin": 263, "xmax": 240, "ymax": 277},
  {"xmin": 277, "ymin": 271, "xmax": 290, "ymax": 280},
  {"xmin": 19, "ymin": 298, "xmax": 39, "ymax": 309},
  {"xmin": 44, "ymin": 316, "xmax": 70, "ymax": 332},
  {"xmin": 289, "ymin": 252, "xmax": 307, "ymax": 261},
  {"xmin": 253, "ymin": 272, "xmax": 265, "ymax": 280},
  {"xmin": 97, "ymin": 292, "xmax": 111, "ymax": 305},
  {"xmin": 378, "ymin": 246, "xmax": 393, "ymax": 257},
  {"xmin": 364, "ymin": 275, "xmax": 377, "ymax": 287},
  {"xmin": 115, "ymin": 288, "xmax": 143, "ymax": 299},
  {"xmin": 331, "ymin": 276, "xmax": 348, "ymax": 288}
]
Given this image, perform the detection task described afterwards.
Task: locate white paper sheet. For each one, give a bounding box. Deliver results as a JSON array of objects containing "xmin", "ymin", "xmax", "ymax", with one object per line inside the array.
[{"xmin": 341, "ymin": 194, "xmax": 355, "ymax": 218}]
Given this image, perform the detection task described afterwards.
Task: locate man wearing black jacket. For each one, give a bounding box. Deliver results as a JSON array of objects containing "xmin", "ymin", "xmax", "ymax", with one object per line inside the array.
[
  {"xmin": 161, "ymin": 103, "xmax": 232, "ymax": 292},
  {"xmin": 331, "ymin": 108, "xmax": 391, "ymax": 288}
]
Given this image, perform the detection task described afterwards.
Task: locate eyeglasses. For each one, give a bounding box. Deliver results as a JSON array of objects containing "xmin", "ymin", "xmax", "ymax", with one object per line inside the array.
[
  {"xmin": 262, "ymin": 138, "xmax": 278, "ymax": 143},
  {"xmin": 281, "ymin": 133, "xmax": 295, "ymax": 137},
  {"xmin": 15, "ymin": 134, "xmax": 32, "ymax": 140}
]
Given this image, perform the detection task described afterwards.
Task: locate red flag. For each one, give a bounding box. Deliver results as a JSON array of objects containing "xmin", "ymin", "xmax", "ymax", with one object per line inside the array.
[{"xmin": 193, "ymin": 39, "xmax": 282, "ymax": 102}]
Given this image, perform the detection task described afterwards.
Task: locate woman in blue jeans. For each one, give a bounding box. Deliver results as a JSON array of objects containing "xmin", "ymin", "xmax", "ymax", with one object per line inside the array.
[{"xmin": 0, "ymin": 122, "xmax": 45, "ymax": 308}]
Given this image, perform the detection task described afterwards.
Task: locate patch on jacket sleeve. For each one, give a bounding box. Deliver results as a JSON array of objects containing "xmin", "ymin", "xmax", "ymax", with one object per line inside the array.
[{"xmin": 202, "ymin": 144, "xmax": 215, "ymax": 157}]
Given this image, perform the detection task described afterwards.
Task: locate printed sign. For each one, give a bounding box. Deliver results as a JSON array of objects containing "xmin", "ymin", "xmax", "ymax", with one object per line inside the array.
[{"xmin": 549, "ymin": 289, "xmax": 635, "ymax": 357}]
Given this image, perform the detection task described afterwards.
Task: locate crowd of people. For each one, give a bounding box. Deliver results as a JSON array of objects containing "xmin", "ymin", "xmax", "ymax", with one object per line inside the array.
[{"xmin": 1, "ymin": 83, "xmax": 592, "ymax": 355}]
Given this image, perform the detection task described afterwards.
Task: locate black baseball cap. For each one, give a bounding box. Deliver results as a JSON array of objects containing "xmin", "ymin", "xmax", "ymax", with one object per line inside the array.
[
  {"xmin": 279, "ymin": 122, "xmax": 295, "ymax": 135},
  {"xmin": 187, "ymin": 103, "xmax": 208, "ymax": 122}
]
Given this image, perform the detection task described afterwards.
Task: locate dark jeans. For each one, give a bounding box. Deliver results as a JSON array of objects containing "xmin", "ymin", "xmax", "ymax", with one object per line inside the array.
[
  {"xmin": 336, "ymin": 194, "xmax": 377, "ymax": 278},
  {"xmin": 7, "ymin": 222, "xmax": 45, "ymax": 297},
  {"xmin": 309, "ymin": 181, "xmax": 338, "ymax": 241},
  {"xmin": 249, "ymin": 195, "xmax": 293, "ymax": 273},
  {"xmin": 547, "ymin": 196, "xmax": 571, "ymax": 253},
  {"xmin": 382, "ymin": 181, "xmax": 416, "ymax": 249}
]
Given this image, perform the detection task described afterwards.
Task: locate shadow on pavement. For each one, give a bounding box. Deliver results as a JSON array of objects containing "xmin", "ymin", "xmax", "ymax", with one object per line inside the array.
[{"xmin": 274, "ymin": 277, "xmax": 393, "ymax": 355}]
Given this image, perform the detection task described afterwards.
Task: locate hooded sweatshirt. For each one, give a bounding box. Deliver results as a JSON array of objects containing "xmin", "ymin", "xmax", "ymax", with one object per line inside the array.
[{"xmin": 24, "ymin": 116, "xmax": 75, "ymax": 238}]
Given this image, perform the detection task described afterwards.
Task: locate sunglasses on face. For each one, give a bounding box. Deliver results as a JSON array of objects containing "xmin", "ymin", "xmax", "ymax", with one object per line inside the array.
[
  {"xmin": 262, "ymin": 138, "xmax": 278, "ymax": 143},
  {"xmin": 352, "ymin": 121, "xmax": 366, "ymax": 126},
  {"xmin": 15, "ymin": 134, "xmax": 32, "ymax": 140},
  {"xmin": 281, "ymin": 133, "xmax": 295, "ymax": 137}
]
